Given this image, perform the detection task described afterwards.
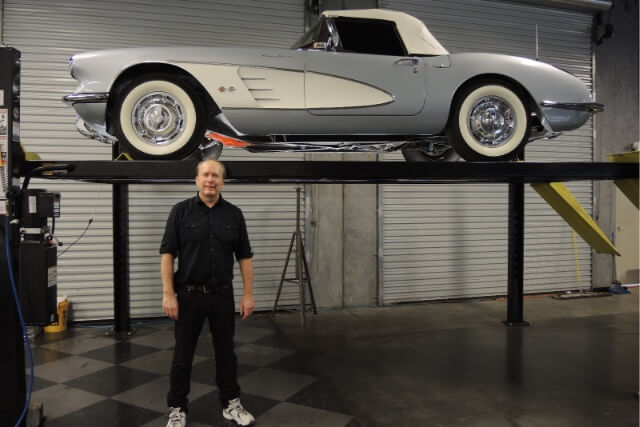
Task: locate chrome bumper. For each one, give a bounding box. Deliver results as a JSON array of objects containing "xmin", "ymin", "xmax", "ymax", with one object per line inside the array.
[
  {"xmin": 63, "ymin": 92, "xmax": 109, "ymax": 105},
  {"xmin": 540, "ymin": 100, "xmax": 605, "ymax": 113},
  {"xmin": 75, "ymin": 118, "xmax": 117, "ymax": 143}
]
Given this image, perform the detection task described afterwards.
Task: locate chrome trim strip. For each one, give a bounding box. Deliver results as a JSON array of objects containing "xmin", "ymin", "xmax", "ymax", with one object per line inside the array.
[
  {"xmin": 63, "ymin": 92, "xmax": 109, "ymax": 105},
  {"xmin": 540, "ymin": 100, "xmax": 605, "ymax": 113}
]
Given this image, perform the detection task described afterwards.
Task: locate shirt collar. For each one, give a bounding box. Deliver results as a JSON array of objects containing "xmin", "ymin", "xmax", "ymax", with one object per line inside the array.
[{"xmin": 194, "ymin": 192, "xmax": 225, "ymax": 207}]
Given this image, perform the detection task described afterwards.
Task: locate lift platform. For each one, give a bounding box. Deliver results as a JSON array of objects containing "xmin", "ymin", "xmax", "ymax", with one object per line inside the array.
[{"xmin": 21, "ymin": 158, "xmax": 637, "ymax": 184}]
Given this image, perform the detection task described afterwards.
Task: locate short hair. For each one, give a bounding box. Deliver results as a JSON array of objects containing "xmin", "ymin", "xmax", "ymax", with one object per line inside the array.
[{"xmin": 196, "ymin": 159, "xmax": 226, "ymax": 178}]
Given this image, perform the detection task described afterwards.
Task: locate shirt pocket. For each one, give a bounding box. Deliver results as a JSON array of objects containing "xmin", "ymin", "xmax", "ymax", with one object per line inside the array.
[
  {"xmin": 215, "ymin": 224, "xmax": 239, "ymax": 245},
  {"xmin": 181, "ymin": 223, "xmax": 205, "ymax": 241}
]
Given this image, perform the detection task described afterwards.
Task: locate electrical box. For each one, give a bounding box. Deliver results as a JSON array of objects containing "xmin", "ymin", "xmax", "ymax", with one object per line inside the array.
[
  {"xmin": 21, "ymin": 189, "xmax": 61, "ymax": 228},
  {"xmin": 19, "ymin": 242, "xmax": 57, "ymax": 325}
]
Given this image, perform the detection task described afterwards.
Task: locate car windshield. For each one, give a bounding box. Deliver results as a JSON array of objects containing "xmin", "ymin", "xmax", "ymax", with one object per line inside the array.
[{"xmin": 291, "ymin": 19, "xmax": 322, "ymax": 49}]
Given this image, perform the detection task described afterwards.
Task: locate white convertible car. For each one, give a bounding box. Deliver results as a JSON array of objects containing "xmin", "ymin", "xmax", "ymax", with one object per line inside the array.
[{"xmin": 63, "ymin": 9, "xmax": 603, "ymax": 161}]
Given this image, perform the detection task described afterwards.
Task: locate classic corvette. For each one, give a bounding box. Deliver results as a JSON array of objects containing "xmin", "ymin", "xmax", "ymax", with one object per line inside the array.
[{"xmin": 63, "ymin": 9, "xmax": 603, "ymax": 162}]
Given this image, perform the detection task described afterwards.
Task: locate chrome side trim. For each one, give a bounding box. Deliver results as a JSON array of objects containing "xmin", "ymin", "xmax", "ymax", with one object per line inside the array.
[
  {"xmin": 63, "ymin": 92, "xmax": 109, "ymax": 105},
  {"xmin": 540, "ymin": 100, "xmax": 605, "ymax": 113}
]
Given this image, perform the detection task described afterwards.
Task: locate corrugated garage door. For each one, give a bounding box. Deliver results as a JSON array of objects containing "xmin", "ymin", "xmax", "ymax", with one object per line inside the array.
[
  {"xmin": 380, "ymin": 0, "xmax": 595, "ymax": 302},
  {"xmin": 2, "ymin": 0, "xmax": 305, "ymax": 320}
]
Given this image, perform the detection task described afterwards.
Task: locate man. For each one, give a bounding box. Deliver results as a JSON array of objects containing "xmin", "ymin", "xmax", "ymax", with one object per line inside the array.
[{"xmin": 160, "ymin": 159, "xmax": 256, "ymax": 427}]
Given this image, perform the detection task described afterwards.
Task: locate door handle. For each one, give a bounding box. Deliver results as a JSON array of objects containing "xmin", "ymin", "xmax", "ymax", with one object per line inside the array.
[
  {"xmin": 394, "ymin": 58, "xmax": 420, "ymax": 66},
  {"xmin": 394, "ymin": 57, "xmax": 420, "ymax": 73}
]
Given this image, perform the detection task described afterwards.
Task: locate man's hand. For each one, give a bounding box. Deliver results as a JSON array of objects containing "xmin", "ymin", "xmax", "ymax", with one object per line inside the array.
[
  {"xmin": 240, "ymin": 295, "xmax": 255, "ymax": 320},
  {"xmin": 163, "ymin": 293, "xmax": 179, "ymax": 320}
]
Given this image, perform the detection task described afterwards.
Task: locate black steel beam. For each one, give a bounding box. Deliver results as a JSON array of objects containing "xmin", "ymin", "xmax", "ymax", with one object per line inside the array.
[{"xmin": 22, "ymin": 160, "xmax": 638, "ymax": 184}]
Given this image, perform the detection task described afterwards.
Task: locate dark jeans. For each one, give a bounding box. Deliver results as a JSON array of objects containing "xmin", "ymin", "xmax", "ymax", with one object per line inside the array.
[{"xmin": 167, "ymin": 286, "xmax": 240, "ymax": 412}]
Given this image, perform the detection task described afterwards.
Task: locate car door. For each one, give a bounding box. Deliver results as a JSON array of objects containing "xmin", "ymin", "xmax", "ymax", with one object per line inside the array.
[{"xmin": 304, "ymin": 17, "xmax": 426, "ymax": 116}]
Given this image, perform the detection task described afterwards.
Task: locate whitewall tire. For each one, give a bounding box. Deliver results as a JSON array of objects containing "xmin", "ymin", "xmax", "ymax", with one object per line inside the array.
[
  {"xmin": 447, "ymin": 82, "xmax": 530, "ymax": 161},
  {"xmin": 113, "ymin": 76, "xmax": 205, "ymax": 159}
]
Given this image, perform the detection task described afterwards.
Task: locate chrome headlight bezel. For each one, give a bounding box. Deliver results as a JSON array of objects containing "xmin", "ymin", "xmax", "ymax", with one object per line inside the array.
[{"xmin": 69, "ymin": 56, "xmax": 76, "ymax": 79}]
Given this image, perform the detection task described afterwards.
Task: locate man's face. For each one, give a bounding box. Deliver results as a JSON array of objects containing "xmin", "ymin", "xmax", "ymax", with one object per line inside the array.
[{"xmin": 196, "ymin": 160, "xmax": 225, "ymax": 200}]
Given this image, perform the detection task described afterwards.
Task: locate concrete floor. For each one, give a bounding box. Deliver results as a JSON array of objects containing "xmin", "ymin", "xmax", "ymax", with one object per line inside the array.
[{"xmin": 273, "ymin": 289, "xmax": 639, "ymax": 427}]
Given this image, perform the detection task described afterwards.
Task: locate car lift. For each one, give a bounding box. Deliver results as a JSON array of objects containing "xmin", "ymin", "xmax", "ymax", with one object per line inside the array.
[
  {"xmin": 1, "ymin": 46, "xmax": 638, "ymax": 425},
  {"xmin": 18, "ymin": 157, "xmax": 636, "ymax": 326}
]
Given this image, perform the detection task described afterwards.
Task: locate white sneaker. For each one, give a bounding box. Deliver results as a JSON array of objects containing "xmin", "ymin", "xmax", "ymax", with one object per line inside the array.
[
  {"xmin": 167, "ymin": 407, "xmax": 186, "ymax": 427},
  {"xmin": 222, "ymin": 398, "xmax": 255, "ymax": 426}
]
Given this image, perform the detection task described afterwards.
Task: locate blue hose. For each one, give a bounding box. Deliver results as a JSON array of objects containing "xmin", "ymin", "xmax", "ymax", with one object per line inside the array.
[{"xmin": 5, "ymin": 217, "xmax": 34, "ymax": 427}]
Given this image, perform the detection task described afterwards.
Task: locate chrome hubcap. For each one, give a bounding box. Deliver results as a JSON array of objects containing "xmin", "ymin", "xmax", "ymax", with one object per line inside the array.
[
  {"xmin": 467, "ymin": 96, "xmax": 515, "ymax": 147},
  {"xmin": 132, "ymin": 92, "xmax": 186, "ymax": 146}
]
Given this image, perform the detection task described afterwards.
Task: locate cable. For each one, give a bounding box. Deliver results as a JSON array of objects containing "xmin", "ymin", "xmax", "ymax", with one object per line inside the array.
[
  {"xmin": 57, "ymin": 183, "xmax": 103, "ymax": 258},
  {"xmin": 57, "ymin": 217, "xmax": 93, "ymax": 258},
  {"xmin": 5, "ymin": 216, "xmax": 34, "ymax": 427}
]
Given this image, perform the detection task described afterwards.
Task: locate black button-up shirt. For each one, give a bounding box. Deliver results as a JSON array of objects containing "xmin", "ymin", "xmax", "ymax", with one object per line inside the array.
[{"xmin": 159, "ymin": 194, "xmax": 253, "ymax": 289}]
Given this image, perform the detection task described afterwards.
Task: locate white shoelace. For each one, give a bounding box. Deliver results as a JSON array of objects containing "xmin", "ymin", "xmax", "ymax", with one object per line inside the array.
[
  {"xmin": 168, "ymin": 407, "xmax": 184, "ymax": 425},
  {"xmin": 228, "ymin": 400, "xmax": 251, "ymax": 418}
]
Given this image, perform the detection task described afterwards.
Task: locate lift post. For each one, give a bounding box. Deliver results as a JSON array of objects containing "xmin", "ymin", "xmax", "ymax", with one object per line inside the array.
[
  {"xmin": 505, "ymin": 181, "xmax": 529, "ymax": 326},
  {"xmin": 0, "ymin": 46, "xmax": 27, "ymax": 426},
  {"xmin": 111, "ymin": 144, "xmax": 133, "ymax": 339}
]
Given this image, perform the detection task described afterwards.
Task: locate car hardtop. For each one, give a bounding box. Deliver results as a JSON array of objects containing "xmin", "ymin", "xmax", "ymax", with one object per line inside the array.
[{"xmin": 292, "ymin": 8, "xmax": 448, "ymax": 57}]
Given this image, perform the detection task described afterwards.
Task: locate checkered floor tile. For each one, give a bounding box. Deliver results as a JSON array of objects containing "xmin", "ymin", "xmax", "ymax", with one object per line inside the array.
[{"xmin": 24, "ymin": 314, "xmax": 359, "ymax": 426}]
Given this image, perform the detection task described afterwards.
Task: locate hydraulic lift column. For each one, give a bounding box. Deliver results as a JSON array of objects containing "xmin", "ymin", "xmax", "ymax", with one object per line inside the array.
[{"xmin": 0, "ymin": 46, "xmax": 26, "ymax": 426}]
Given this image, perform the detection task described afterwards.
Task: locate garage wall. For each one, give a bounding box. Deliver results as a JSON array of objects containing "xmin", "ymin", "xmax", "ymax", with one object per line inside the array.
[
  {"xmin": 2, "ymin": 0, "xmax": 304, "ymax": 320},
  {"xmin": 380, "ymin": 0, "xmax": 595, "ymax": 302}
]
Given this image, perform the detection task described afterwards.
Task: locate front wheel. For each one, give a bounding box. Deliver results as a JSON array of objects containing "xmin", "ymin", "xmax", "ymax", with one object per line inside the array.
[
  {"xmin": 112, "ymin": 74, "xmax": 206, "ymax": 160},
  {"xmin": 446, "ymin": 82, "xmax": 530, "ymax": 161}
]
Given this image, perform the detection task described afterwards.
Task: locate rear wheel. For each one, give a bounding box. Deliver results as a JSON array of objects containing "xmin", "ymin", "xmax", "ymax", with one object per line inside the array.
[
  {"xmin": 446, "ymin": 81, "xmax": 530, "ymax": 161},
  {"xmin": 112, "ymin": 74, "xmax": 206, "ymax": 159}
]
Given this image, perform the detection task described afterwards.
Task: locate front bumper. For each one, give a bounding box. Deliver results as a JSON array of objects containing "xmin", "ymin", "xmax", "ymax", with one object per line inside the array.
[
  {"xmin": 75, "ymin": 117, "xmax": 117, "ymax": 143},
  {"xmin": 63, "ymin": 92, "xmax": 115, "ymax": 142},
  {"xmin": 62, "ymin": 92, "xmax": 109, "ymax": 105}
]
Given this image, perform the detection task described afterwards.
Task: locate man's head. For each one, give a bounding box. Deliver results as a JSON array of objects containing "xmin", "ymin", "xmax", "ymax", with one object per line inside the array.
[{"xmin": 195, "ymin": 159, "xmax": 225, "ymax": 203}]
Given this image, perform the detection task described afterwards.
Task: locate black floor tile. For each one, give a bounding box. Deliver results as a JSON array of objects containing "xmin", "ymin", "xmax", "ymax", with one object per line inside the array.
[
  {"xmin": 188, "ymin": 391, "xmax": 279, "ymax": 425},
  {"xmin": 252, "ymin": 332, "xmax": 296, "ymax": 350},
  {"xmin": 30, "ymin": 376, "xmax": 57, "ymax": 392},
  {"xmin": 44, "ymin": 398, "xmax": 161, "ymax": 427},
  {"xmin": 286, "ymin": 378, "xmax": 350, "ymax": 414},
  {"xmin": 239, "ymin": 314, "xmax": 278, "ymax": 330},
  {"xmin": 192, "ymin": 359, "xmax": 259, "ymax": 386},
  {"xmin": 79, "ymin": 341, "xmax": 159, "ymax": 364},
  {"xmin": 64, "ymin": 365, "xmax": 161, "ymax": 397},
  {"xmin": 266, "ymin": 353, "xmax": 312, "ymax": 375},
  {"xmin": 29, "ymin": 346, "xmax": 72, "ymax": 366},
  {"xmin": 194, "ymin": 337, "xmax": 215, "ymax": 357},
  {"xmin": 193, "ymin": 336, "xmax": 245, "ymax": 358},
  {"xmin": 345, "ymin": 418, "xmax": 367, "ymax": 427}
]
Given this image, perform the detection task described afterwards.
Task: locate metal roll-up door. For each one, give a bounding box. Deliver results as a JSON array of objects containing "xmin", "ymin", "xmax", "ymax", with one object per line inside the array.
[
  {"xmin": 3, "ymin": 0, "xmax": 305, "ymax": 320},
  {"xmin": 380, "ymin": 0, "xmax": 595, "ymax": 303}
]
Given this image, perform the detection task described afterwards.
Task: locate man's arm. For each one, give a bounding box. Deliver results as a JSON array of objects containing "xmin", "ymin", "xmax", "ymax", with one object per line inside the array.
[
  {"xmin": 238, "ymin": 257, "xmax": 255, "ymax": 320},
  {"xmin": 161, "ymin": 253, "xmax": 179, "ymax": 320}
]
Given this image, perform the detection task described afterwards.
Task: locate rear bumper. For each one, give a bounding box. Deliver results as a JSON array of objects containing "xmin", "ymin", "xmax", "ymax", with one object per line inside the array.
[{"xmin": 540, "ymin": 100, "xmax": 605, "ymax": 113}]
